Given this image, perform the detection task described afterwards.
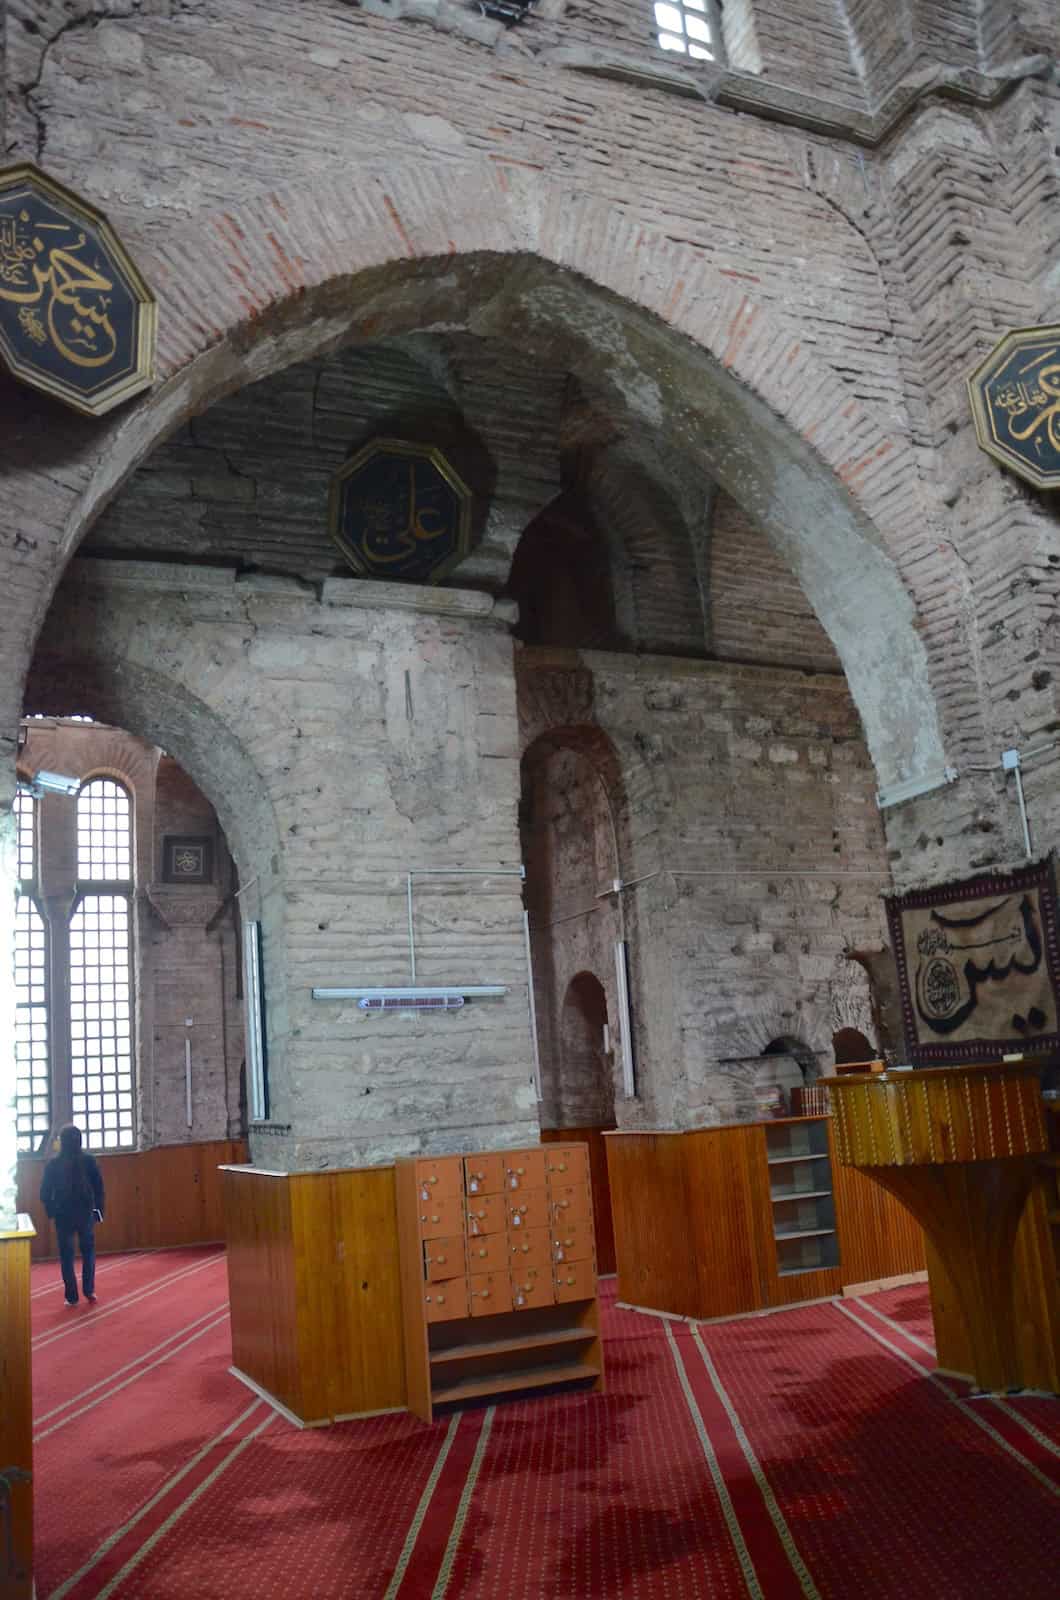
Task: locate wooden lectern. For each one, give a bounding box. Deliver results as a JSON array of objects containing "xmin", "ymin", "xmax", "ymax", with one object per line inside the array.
[{"xmin": 824, "ymin": 1063, "xmax": 1054, "ymax": 1392}]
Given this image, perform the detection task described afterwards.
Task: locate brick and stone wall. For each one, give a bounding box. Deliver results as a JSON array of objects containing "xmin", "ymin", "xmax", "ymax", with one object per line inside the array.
[
  {"xmin": 30, "ymin": 560, "xmax": 537, "ymax": 1169},
  {"xmin": 518, "ymin": 647, "xmax": 885, "ymax": 1128}
]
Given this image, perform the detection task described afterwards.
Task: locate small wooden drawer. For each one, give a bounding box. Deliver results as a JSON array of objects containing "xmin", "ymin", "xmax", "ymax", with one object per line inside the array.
[
  {"xmin": 510, "ymin": 1267, "xmax": 555, "ymax": 1310},
  {"xmin": 550, "ymin": 1185, "xmax": 591, "ymax": 1226},
  {"xmin": 554, "ymin": 1260, "xmax": 595, "ymax": 1303},
  {"xmin": 551, "ymin": 1223, "xmax": 593, "ymax": 1265},
  {"xmin": 466, "ymin": 1193, "xmax": 506, "ymax": 1236},
  {"xmin": 415, "ymin": 1157, "xmax": 465, "ymax": 1202},
  {"xmin": 423, "ymin": 1235, "xmax": 466, "ymax": 1283},
  {"xmin": 545, "ymin": 1145, "xmax": 588, "ymax": 1186},
  {"xmin": 425, "ymin": 1279, "xmax": 468, "ymax": 1322},
  {"xmin": 506, "ymin": 1189, "xmax": 551, "ymax": 1233},
  {"xmin": 466, "ymin": 1232, "xmax": 508, "ymax": 1272},
  {"xmin": 506, "ymin": 1225, "xmax": 551, "ymax": 1269},
  {"xmin": 464, "ymin": 1154, "xmax": 504, "ymax": 1196},
  {"xmin": 503, "ymin": 1149, "xmax": 547, "ymax": 1191},
  {"xmin": 469, "ymin": 1272, "xmax": 513, "ymax": 1316},
  {"xmin": 419, "ymin": 1194, "xmax": 464, "ymax": 1239}
]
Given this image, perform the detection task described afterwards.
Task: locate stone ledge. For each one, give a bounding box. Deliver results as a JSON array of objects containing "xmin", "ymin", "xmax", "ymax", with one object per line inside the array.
[
  {"xmin": 321, "ymin": 575, "xmax": 518, "ymax": 625},
  {"xmin": 64, "ymin": 558, "xmax": 520, "ymax": 626}
]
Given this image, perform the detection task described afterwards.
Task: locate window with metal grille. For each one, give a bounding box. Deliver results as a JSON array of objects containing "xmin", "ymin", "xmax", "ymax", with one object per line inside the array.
[
  {"xmin": 14, "ymin": 790, "xmax": 51, "ymax": 1154},
  {"xmin": 71, "ymin": 779, "xmax": 135, "ymax": 1149},
  {"xmin": 654, "ymin": 0, "xmax": 719, "ymax": 60}
]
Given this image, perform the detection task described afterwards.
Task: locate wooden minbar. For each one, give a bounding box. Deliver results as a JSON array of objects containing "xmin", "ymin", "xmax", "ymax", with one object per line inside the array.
[
  {"xmin": 825, "ymin": 1062, "xmax": 1058, "ymax": 1392},
  {"xmin": 394, "ymin": 1143, "xmax": 604, "ymax": 1423}
]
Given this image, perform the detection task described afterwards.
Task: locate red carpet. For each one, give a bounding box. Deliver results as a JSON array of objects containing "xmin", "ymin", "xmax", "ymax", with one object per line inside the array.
[{"xmin": 31, "ymin": 1252, "xmax": 1060, "ymax": 1598}]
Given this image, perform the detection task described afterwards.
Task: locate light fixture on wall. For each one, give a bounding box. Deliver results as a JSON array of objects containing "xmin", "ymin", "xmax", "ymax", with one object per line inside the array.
[{"xmin": 17, "ymin": 770, "xmax": 81, "ymax": 798}]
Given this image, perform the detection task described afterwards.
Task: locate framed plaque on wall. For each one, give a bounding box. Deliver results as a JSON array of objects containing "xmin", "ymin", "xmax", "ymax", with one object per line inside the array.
[{"xmin": 162, "ymin": 835, "xmax": 214, "ymax": 885}]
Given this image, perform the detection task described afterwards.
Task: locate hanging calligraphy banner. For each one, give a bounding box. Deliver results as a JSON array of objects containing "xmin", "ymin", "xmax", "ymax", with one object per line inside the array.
[
  {"xmin": 0, "ymin": 163, "xmax": 156, "ymax": 418},
  {"xmin": 328, "ymin": 438, "xmax": 473, "ymax": 585},
  {"xmin": 968, "ymin": 325, "xmax": 1060, "ymax": 490},
  {"xmin": 886, "ymin": 858, "xmax": 1060, "ymax": 1065}
]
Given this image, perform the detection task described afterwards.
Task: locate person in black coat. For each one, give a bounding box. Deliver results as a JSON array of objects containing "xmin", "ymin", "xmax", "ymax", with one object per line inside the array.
[{"xmin": 40, "ymin": 1124, "xmax": 105, "ymax": 1306}]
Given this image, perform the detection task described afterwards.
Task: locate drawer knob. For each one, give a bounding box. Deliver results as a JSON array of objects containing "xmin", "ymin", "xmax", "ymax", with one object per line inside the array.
[
  {"xmin": 477, "ymin": 1246, "xmax": 487, "ymax": 1258},
  {"xmin": 437, "ymin": 1294, "xmax": 446, "ymax": 1304},
  {"xmin": 557, "ymin": 1162, "xmax": 567, "ymax": 1172},
  {"xmin": 431, "ymin": 1214, "xmax": 440, "ymax": 1223},
  {"xmin": 517, "ymin": 1166, "xmax": 525, "ymax": 1175},
  {"xmin": 429, "ymin": 1176, "xmax": 438, "ymax": 1185},
  {"xmin": 481, "ymin": 1289, "xmax": 490, "ymax": 1299},
  {"xmin": 437, "ymin": 1254, "xmax": 446, "ymax": 1264}
]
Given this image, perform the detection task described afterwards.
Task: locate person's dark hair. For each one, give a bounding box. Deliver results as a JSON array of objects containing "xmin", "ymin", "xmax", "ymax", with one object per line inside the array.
[
  {"xmin": 59, "ymin": 1124, "xmax": 83, "ymax": 1157},
  {"xmin": 58, "ymin": 1123, "xmax": 93, "ymax": 1209}
]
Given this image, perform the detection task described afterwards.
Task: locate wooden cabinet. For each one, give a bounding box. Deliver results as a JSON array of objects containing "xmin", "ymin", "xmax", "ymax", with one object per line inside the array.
[
  {"xmin": 395, "ymin": 1143, "xmax": 605, "ymax": 1422},
  {"xmin": 0, "ymin": 1217, "xmax": 35, "ymax": 1600},
  {"xmin": 222, "ymin": 1165, "xmax": 406, "ymax": 1425},
  {"xmin": 606, "ymin": 1118, "xmax": 928, "ymax": 1322}
]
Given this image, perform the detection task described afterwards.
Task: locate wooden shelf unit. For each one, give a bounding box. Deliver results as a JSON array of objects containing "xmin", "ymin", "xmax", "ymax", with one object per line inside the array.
[
  {"xmin": 395, "ymin": 1144, "xmax": 605, "ymax": 1423},
  {"xmin": 765, "ymin": 1119, "xmax": 839, "ymax": 1276},
  {"xmin": 606, "ymin": 1117, "xmax": 928, "ymax": 1321}
]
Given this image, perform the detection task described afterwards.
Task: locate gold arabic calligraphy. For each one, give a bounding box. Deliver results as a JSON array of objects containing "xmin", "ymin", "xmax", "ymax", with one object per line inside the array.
[
  {"xmin": 993, "ymin": 349, "xmax": 1060, "ymax": 456},
  {"xmin": 361, "ymin": 460, "xmax": 451, "ymax": 567},
  {"xmin": 0, "ymin": 205, "xmax": 118, "ymax": 369}
]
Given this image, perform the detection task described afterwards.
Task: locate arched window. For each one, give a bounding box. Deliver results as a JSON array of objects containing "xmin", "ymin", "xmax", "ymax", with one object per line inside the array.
[
  {"xmin": 70, "ymin": 779, "xmax": 136, "ymax": 1149},
  {"xmin": 654, "ymin": 0, "xmax": 721, "ymax": 61},
  {"xmin": 13, "ymin": 789, "xmax": 50, "ymax": 1154}
]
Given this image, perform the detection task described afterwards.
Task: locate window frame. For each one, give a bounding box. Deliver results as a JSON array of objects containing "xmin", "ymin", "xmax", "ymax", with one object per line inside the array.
[
  {"xmin": 652, "ymin": 0, "xmax": 724, "ymax": 64},
  {"xmin": 69, "ymin": 776, "xmax": 138, "ymax": 1153},
  {"xmin": 13, "ymin": 789, "xmax": 52, "ymax": 1156}
]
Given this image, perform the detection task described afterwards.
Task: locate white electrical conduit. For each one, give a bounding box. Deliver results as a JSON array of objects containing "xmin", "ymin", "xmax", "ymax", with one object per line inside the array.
[{"xmin": 184, "ymin": 1026, "xmax": 193, "ymax": 1129}]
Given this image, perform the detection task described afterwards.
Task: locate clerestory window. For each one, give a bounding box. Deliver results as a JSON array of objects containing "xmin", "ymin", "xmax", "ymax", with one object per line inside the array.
[{"xmin": 654, "ymin": 0, "xmax": 720, "ymax": 61}]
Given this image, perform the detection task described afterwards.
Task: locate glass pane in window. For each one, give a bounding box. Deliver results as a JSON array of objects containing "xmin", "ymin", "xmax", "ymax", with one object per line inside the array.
[
  {"xmin": 654, "ymin": 3, "xmax": 683, "ymax": 29},
  {"xmin": 659, "ymin": 31, "xmax": 687, "ymax": 51},
  {"xmin": 13, "ymin": 893, "xmax": 49, "ymax": 1153},
  {"xmin": 14, "ymin": 790, "xmax": 36, "ymax": 883},
  {"xmin": 77, "ymin": 779, "xmax": 133, "ymax": 881},
  {"xmin": 70, "ymin": 894, "xmax": 135, "ymax": 1151}
]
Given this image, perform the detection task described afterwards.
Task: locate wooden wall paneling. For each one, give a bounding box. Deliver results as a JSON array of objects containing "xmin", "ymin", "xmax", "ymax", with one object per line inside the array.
[
  {"xmin": 541, "ymin": 1126, "xmax": 616, "ymax": 1274},
  {"xmin": 17, "ymin": 1139, "xmax": 249, "ymax": 1259},
  {"xmin": 685, "ymin": 1126, "xmax": 766, "ymax": 1319},
  {"xmin": 0, "ymin": 1220, "xmax": 35, "ymax": 1600},
  {"xmin": 605, "ymin": 1134, "xmax": 699, "ymax": 1317},
  {"xmin": 394, "ymin": 1160, "xmax": 434, "ymax": 1423},
  {"xmin": 222, "ymin": 1169, "xmax": 303, "ymax": 1419},
  {"xmin": 290, "ymin": 1168, "xmax": 406, "ymax": 1423}
]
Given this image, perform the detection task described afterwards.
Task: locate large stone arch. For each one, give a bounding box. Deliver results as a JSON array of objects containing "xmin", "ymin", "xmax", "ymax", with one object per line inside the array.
[
  {"xmin": 4, "ymin": 161, "xmax": 946, "ymax": 796},
  {"xmin": 25, "ymin": 630, "xmax": 291, "ymax": 1107}
]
